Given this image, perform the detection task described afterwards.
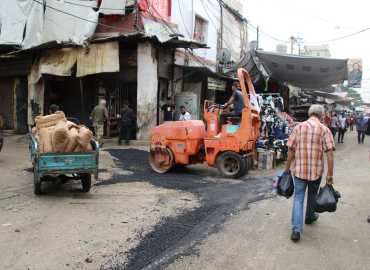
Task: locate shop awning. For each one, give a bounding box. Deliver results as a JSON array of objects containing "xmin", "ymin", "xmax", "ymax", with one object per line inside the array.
[
  {"xmin": 29, "ymin": 41, "xmax": 120, "ymax": 83},
  {"xmin": 305, "ymin": 90, "xmax": 353, "ymax": 104},
  {"xmin": 174, "ymin": 64, "xmax": 233, "ymax": 81},
  {"xmin": 255, "ymin": 51, "xmax": 348, "ymax": 89}
]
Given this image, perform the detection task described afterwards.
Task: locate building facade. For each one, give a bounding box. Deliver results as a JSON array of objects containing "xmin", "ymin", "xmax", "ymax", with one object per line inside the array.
[
  {"xmin": 302, "ymin": 44, "xmax": 331, "ymax": 58},
  {"xmin": 0, "ymin": 0, "xmax": 248, "ymax": 139}
]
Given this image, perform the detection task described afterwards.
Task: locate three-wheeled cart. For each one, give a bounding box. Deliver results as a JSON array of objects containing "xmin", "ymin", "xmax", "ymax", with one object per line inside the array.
[{"xmin": 29, "ymin": 134, "xmax": 99, "ymax": 195}]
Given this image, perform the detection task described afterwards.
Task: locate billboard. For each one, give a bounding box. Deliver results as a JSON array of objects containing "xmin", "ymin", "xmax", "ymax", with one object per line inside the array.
[{"xmin": 348, "ymin": 59, "xmax": 363, "ymax": 88}]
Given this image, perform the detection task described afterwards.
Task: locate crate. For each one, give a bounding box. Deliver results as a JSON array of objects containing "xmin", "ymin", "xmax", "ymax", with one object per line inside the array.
[{"xmin": 257, "ymin": 149, "xmax": 275, "ymax": 170}]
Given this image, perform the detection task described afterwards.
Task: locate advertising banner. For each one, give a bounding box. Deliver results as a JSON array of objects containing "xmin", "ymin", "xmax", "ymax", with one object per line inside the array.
[{"xmin": 348, "ymin": 59, "xmax": 363, "ymax": 88}]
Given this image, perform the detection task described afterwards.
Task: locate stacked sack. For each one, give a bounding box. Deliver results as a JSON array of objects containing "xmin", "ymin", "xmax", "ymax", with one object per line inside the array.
[{"xmin": 32, "ymin": 111, "xmax": 94, "ymax": 153}]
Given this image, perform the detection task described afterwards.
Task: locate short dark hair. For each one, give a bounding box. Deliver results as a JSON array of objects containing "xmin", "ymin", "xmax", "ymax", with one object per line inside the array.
[
  {"xmin": 180, "ymin": 105, "xmax": 186, "ymax": 109},
  {"xmin": 49, "ymin": 104, "xmax": 60, "ymax": 114}
]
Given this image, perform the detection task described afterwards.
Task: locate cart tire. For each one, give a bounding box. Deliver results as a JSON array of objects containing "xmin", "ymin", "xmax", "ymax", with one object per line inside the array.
[
  {"xmin": 81, "ymin": 173, "xmax": 91, "ymax": 193},
  {"xmin": 216, "ymin": 152, "xmax": 247, "ymax": 179},
  {"xmin": 33, "ymin": 169, "xmax": 42, "ymax": 195}
]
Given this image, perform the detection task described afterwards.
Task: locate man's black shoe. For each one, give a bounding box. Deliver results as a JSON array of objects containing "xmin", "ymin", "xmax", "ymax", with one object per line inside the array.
[
  {"xmin": 291, "ymin": 231, "xmax": 300, "ymax": 242},
  {"xmin": 305, "ymin": 213, "xmax": 319, "ymax": 225}
]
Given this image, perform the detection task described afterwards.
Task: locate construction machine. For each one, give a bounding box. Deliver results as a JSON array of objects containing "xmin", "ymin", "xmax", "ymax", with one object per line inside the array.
[{"xmin": 149, "ymin": 68, "xmax": 261, "ymax": 178}]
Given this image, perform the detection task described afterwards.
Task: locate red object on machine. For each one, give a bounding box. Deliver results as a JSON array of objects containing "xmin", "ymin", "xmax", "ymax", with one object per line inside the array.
[{"xmin": 149, "ymin": 68, "xmax": 261, "ymax": 178}]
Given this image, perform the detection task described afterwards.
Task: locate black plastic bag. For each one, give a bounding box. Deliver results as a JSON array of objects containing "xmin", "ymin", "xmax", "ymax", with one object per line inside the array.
[
  {"xmin": 277, "ymin": 172, "xmax": 294, "ymax": 198},
  {"xmin": 315, "ymin": 185, "xmax": 341, "ymax": 213}
]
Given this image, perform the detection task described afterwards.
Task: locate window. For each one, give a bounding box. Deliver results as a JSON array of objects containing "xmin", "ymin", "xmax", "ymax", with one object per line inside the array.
[{"xmin": 193, "ymin": 15, "xmax": 208, "ymax": 43}]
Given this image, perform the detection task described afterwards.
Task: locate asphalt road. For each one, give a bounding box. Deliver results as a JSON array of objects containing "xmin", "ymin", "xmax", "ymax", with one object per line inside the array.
[
  {"xmin": 0, "ymin": 135, "xmax": 275, "ymax": 270},
  {"xmin": 166, "ymin": 131, "xmax": 370, "ymax": 270}
]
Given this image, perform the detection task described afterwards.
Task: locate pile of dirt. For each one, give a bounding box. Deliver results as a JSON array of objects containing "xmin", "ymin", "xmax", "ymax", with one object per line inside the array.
[{"xmin": 32, "ymin": 112, "xmax": 93, "ymax": 153}]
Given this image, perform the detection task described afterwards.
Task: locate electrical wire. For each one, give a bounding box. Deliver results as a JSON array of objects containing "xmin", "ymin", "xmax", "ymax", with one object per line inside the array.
[
  {"xmin": 143, "ymin": 0, "xmax": 212, "ymax": 68},
  {"xmin": 176, "ymin": 0, "xmax": 193, "ymax": 38},
  {"xmin": 199, "ymin": 0, "xmax": 234, "ymax": 50},
  {"xmin": 63, "ymin": 0, "xmax": 135, "ymax": 11},
  {"xmin": 32, "ymin": 0, "xmax": 128, "ymax": 31},
  {"xmin": 306, "ymin": 26, "xmax": 370, "ymax": 44}
]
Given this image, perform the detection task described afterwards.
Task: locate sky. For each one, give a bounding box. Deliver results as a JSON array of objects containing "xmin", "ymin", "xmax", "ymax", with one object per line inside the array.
[{"xmin": 243, "ymin": 0, "xmax": 370, "ymax": 102}]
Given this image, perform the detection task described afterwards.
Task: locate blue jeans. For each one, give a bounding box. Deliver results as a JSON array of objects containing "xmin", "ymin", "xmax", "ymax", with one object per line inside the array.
[{"xmin": 292, "ymin": 177, "xmax": 322, "ymax": 233}]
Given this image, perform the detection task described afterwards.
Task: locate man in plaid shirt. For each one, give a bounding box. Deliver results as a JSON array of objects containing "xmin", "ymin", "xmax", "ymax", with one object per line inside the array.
[{"xmin": 285, "ymin": 104, "xmax": 335, "ymax": 242}]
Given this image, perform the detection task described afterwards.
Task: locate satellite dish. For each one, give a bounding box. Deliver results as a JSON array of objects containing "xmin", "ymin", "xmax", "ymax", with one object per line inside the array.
[{"xmin": 217, "ymin": 48, "xmax": 231, "ymax": 63}]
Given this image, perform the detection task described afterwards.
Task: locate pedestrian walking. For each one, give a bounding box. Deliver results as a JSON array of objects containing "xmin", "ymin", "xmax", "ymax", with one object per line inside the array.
[
  {"xmin": 356, "ymin": 115, "xmax": 368, "ymax": 144},
  {"xmin": 349, "ymin": 114, "xmax": 356, "ymax": 132},
  {"xmin": 118, "ymin": 103, "xmax": 136, "ymax": 145},
  {"xmin": 329, "ymin": 113, "xmax": 338, "ymax": 138},
  {"xmin": 284, "ymin": 104, "xmax": 335, "ymax": 242},
  {"xmin": 324, "ymin": 112, "xmax": 331, "ymax": 127},
  {"xmin": 178, "ymin": 106, "xmax": 192, "ymax": 121},
  {"xmin": 90, "ymin": 99, "xmax": 109, "ymax": 146},
  {"xmin": 161, "ymin": 97, "xmax": 175, "ymax": 122},
  {"xmin": 337, "ymin": 114, "xmax": 347, "ymax": 143}
]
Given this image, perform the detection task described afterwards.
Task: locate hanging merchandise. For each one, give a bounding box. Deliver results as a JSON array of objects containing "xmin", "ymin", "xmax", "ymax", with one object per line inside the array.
[{"xmin": 256, "ymin": 93, "xmax": 295, "ymax": 164}]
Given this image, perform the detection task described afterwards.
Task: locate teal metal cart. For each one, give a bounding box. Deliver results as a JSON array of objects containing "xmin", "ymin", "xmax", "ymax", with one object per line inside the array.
[{"xmin": 29, "ymin": 134, "xmax": 99, "ymax": 195}]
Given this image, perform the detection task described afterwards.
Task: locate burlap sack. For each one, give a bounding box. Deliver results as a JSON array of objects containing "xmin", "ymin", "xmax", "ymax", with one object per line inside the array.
[
  {"xmin": 52, "ymin": 121, "xmax": 69, "ymax": 153},
  {"xmin": 64, "ymin": 127, "xmax": 79, "ymax": 152},
  {"xmin": 36, "ymin": 111, "xmax": 67, "ymax": 129},
  {"xmin": 74, "ymin": 142, "xmax": 93, "ymax": 153},
  {"xmin": 66, "ymin": 121, "xmax": 78, "ymax": 130},
  {"xmin": 38, "ymin": 127, "xmax": 53, "ymax": 153},
  {"xmin": 77, "ymin": 126, "xmax": 93, "ymax": 150}
]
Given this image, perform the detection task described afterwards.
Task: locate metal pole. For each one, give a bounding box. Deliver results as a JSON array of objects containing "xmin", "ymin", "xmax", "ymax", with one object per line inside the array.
[
  {"xmin": 256, "ymin": 26, "xmax": 260, "ymax": 50},
  {"xmin": 290, "ymin": 36, "xmax": 295, "ymax": 54}
]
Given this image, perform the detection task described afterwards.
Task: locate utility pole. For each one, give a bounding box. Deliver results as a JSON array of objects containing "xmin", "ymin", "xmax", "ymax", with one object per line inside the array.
[
  {"xmin": 290, "ymin": 36, "xmax": 295, "ymax": 54},
  {"xmin": 296, "ymin": 36, "xmax": 303, "ymax": 56},
  {"xmin": 256, "ymin": 26, "xmax": 260, "ymax": 50}
]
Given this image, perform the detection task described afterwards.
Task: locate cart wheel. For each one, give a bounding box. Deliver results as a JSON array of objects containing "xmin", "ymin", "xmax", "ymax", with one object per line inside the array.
[
  {"xmin": 81, "ymin": 173, "xmax": 91, "ymax": 193},
  {"xmin": 216, "ymin": 151, "xmax": 247, "ymax": 179},
  {"xmin": 33, "ymin": 169, "xmax": 42, "ymax": 195},
  {"xmin": 149, "ymin": 148, "xmax": 174, "ymax": 174}
]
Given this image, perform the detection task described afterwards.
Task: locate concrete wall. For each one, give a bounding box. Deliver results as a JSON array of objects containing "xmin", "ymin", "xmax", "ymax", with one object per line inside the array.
[
  {"xmin": 222, "ymin": 8, "xmax": 247, "ymax": 63},
  {"xmin": 0, "ymin": 78, "xmax": 15, "ymax": 129},
  {"xmin": 137, "ymin": 42, "xmax": 158, "ymax": 140},
  {"xmin": 27, "ymin": 78, "xmax": 44, "ymax": 127},
  {"xmin": 171, "ymin": 0, "xmax": 220, "ymax": 65}
]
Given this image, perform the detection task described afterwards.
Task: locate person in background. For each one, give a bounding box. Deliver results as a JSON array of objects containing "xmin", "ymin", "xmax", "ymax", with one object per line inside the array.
[
  {"xmin": 161, "ymin": 97, "xmax": 175, "ymax": 122},
  {"xmin": 337, "ymin": 114, "xmax": 347, "ymax": 144},
  {"xmin": 118, "ymin": 103, "xmax": 136, "ymax": 145},
  {"xmin": 49, "ymin": 104, "xmax": 60, "ymax": 114},
  {"xmin": 329, "ymin": 113, "xmax": 338, "ymax": 139},
  {"xmin": 90, "ymin": 99, "xmax": 109, "ymax": 146},
  {"xmin": 356, "ymin": 114, "xmax": 368, "ymax": 144},
  {"xmin": 224, "ymin": 81, "xmax": 245, "ymax": 116},
  {"xmin": 324, "ymin": 112, "xmax": 331, "ymax": 128},
  {"xmin": 178, "ymin": 106, "xmax": 192, "ymax": 121},
  {"xmin": 349, "ymin": 114, "xmax": 356, "ymax": 132},
  {"xmin": 285, "ymin": 104, "xmax": 335, "ymax": 242}
]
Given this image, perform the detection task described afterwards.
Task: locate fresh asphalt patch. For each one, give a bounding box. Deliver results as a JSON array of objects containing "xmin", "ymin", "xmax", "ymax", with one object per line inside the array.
[{"xmin": 98, "ymin": 149, "xmax": 274, "ymax": 270}]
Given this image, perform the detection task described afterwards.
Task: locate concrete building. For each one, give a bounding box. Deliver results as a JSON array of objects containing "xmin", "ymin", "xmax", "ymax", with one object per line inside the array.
[
  {"xmin": 0, "ymin": 0, "xmax": 248, "ymax": 139},
  {"xmin": 171, "ymin": 0, "xmax": 248, "ymax": 119},
  {"xmin": 276, "ymin": 44, "xmax": 288, "ymax": 54},
  {"xmin": 302, "ymin": 44, "xmax": 331, "ymax": 58}
]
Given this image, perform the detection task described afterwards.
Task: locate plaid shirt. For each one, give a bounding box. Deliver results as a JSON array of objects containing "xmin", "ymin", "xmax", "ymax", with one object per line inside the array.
[{"xmin": 287, "ymin": 117, "xmax": 335, "ymax": 181}]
